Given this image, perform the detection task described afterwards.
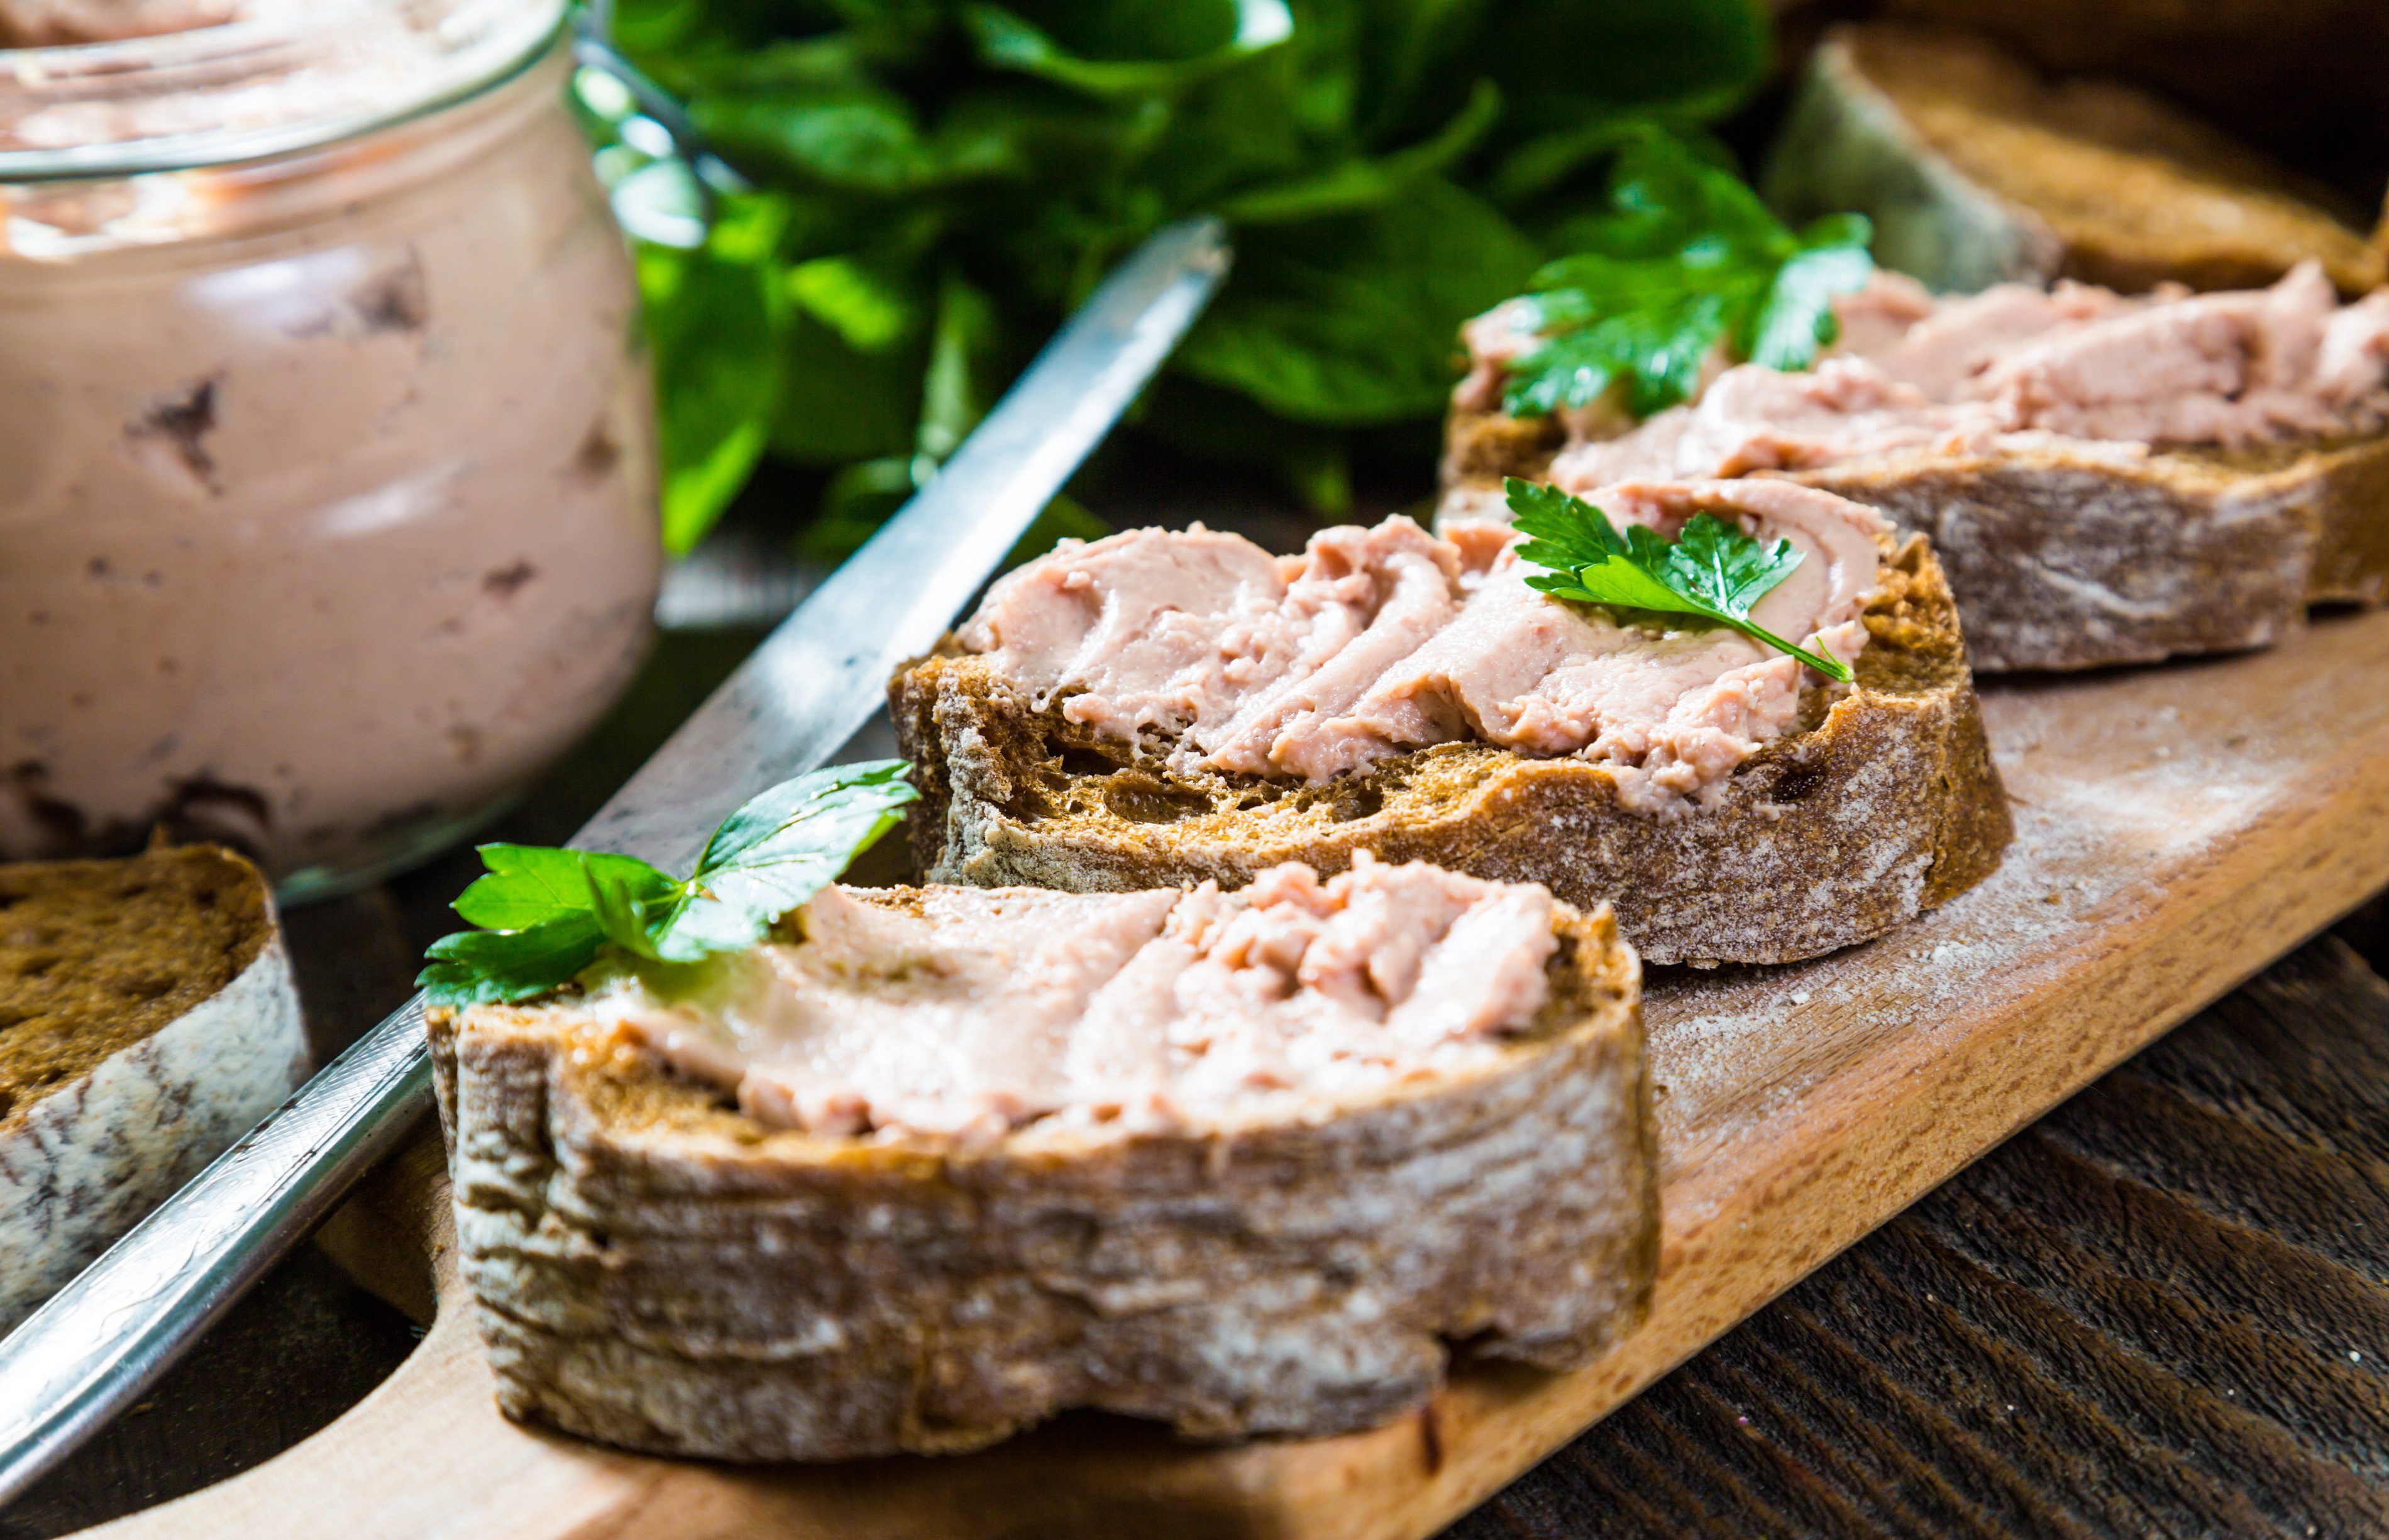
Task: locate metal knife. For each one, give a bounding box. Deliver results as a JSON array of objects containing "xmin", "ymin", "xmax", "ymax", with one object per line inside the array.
[{"xmin": 0, "ymin": 215, "xmax": 1230, "ymax": 1505}]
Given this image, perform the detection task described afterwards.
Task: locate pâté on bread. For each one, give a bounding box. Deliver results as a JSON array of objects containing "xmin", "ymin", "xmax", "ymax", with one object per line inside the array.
[
  {"xmin": 430, "ymin": 855, "xmax": 1655, "ymax": 1459},
  {"xmin": 1445, "ymin": 262, "xmax": 2389, "ymax": 672},
  {"xmin": 895, "ymin": 478, "xmax": 2008, "ymax": 967}
]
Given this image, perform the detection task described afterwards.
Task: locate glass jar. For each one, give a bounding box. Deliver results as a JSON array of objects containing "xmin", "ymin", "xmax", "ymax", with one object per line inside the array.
[{"xmin": 0, "ymin": 0, "xmax": 659, "ymax": 899}]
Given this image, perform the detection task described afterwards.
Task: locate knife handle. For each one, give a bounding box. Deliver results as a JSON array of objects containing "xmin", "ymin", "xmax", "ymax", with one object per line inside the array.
[{"xmin": 0, "ymin": 1001, "xmax": 433, "ymax": 1506}]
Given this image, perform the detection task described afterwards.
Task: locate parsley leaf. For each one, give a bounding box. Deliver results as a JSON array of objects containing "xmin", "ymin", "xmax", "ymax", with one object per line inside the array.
[
  {"xmin": 1506, "ymin": 478, "xmax": 1853, "ymax": 683},
  {"xmin": 451, "ymin": 845, "xmax": 679, "ymax": 932},
  {"xmin": 593, "ymin": 0, "xmax": 1775, "ymax": 547},
  {"xmin": 417, "ymin": 913, "xmax": 609, "ymax": 1011},
  {"xmin": 417, "ymin": 760, "xmax": 919, "ymax": 1008},
  {"xmin": 649, "ymin": 759, "xmax": 919, "ymax": 959},
  {"xmin": 1499, "ymin": 129, "xmax": 1873, "ymax": 421}
]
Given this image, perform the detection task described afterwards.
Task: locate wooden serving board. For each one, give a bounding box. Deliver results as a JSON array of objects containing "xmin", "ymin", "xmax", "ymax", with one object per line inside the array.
[{"xmin": 86, "ymin": 610, "xmax": 2389, "ymax": 1540}]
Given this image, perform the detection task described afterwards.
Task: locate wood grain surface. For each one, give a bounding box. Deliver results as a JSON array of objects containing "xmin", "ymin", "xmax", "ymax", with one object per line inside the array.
[
  {"xmin": 1452, "ymin": 933, "xmax": 2389, "ymax": 1539},
  {"xmin": 43, "ymin": 598, "xmax": 2389, "ymax": 1540}
]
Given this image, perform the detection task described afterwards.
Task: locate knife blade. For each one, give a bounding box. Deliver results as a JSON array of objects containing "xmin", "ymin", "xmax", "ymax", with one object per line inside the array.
[{"xmin": 0, "ymin": 215, "xmax": 1230, "ymax": 1505}]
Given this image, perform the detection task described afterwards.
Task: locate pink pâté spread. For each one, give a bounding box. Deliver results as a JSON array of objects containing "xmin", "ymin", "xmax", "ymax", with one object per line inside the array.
[
  {"xmin": 959, "ymin": 487, "xmax": 1882, "ymax": 813},
  {"xmin": 587, "ymin": 857, "xmax": 1561, "ymax": 1147},
  {"xmin": 1504, "ymin": 263, "xmax": 2389, "ymax": 492}
]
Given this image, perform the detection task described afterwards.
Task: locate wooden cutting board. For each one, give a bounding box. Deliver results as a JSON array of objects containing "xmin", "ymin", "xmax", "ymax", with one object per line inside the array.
[{"xmin": 85, "ymin": 609, "xmax": 2389, "ymax": 1540}]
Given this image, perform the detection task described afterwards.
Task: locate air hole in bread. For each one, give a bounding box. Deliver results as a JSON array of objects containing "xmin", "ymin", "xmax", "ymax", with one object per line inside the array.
[
  {"xmin": 1329, "ymin": 786, "xmax": 1385, "ymax": 822},
  {"xmin": 1771, "ymin": 759, "xmax": 1827, "ymax": 805},
  {"xmin": 1057, "ymin": 747, "xmax": 1122, "ymax": 779},
  {"xmin": 14, "ymin": 954, "xmax": 59, "ymax": 980},
  {"xmin": 0, "ymin": 1008, "xmax": 28, "ymax": 1032},
  {"xmin": 127, "ymin": 976, "xmax": 177, "ymax": 1003},
  {"xmin": 0, "ymin": 1089, "xmax": 13, "ymax": 1121},
  {"xmin": 1103, "ymin": 779, "xmax": 1210, "ymax": 826}
]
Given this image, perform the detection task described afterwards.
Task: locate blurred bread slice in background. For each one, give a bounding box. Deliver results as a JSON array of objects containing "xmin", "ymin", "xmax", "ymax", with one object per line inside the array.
[
  {"xmin": 1869, "ymin": 0, "xmax": 2389, "ymax": 202},
  {"xmin": 1764, "ymin": 23, "xmax": 2383, "ymax": 295},
  {"xmin": 0, "ymin": 844, "xmax": 306, "ymax": 1333}
]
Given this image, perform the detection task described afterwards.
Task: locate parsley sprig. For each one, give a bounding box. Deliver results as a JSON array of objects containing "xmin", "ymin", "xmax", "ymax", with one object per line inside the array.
[
  {"xmin": 1508, "ymin": 478, "xmax": 1853, "ymax": 683},
  {"xmin": 417, "ymin": 761, "xmax": 918, "ymax": 1009},
  {"xmin": 1500, "ymin": 129, "xmax": 1873, "ymax": 421}
]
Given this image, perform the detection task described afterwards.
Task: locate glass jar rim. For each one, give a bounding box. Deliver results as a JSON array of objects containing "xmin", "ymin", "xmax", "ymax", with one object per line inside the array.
[{"xmin": 0, "ymin": 0, "xmax": 565, "ymax": 180}]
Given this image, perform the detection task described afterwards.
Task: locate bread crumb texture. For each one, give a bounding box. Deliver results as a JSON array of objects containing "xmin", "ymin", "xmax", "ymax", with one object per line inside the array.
[{"xmin": 0, "ymin": 844, "xmax": 268, "ymax": 1125}]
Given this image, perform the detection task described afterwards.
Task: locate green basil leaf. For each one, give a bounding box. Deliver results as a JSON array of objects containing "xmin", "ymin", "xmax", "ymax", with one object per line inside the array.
[
  {"xmin": 1215, "ymin": 77, "xmax": 1500, "ymax": 225},
  {"xmin": 1461, "ymin": 0, "xmax": 1768, "ymax": 139},
  {"xmin": 639, "ymin": 206, "xmax": 786, "ymax": 554},
  {"xmin": 966, "ymin": 0, "xmax": 1292, "ymax": 98},
  {"xmin": 768, "ymin": 239, "xmax": 937, "ymax": 473},
  {"xmin": 917, "ymin": 272, "xmax": 1002, "ymax": 461},
  {"xmin": 1177, "ymin": 175, "xmax": 1538, "ymax": 425}
]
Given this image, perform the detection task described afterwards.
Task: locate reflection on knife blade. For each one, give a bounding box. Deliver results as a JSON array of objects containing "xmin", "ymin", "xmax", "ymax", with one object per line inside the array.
[{"xmin": 0, "ymin": 215, "xmax": 1229, "ymax": 1507}]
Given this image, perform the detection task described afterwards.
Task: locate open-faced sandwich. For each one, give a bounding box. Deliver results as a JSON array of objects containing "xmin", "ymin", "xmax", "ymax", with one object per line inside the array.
[
  {"xmin": 425, "ymin": 769, "xmax": 1654, "ymax": 1460},
  {"xmin": 895, "ymin": 480, "xmax": 2007, "ymax": 967},
  {"xmin": 1446, "ymin": 261, "xmax": 2389, "ymax": 672}
]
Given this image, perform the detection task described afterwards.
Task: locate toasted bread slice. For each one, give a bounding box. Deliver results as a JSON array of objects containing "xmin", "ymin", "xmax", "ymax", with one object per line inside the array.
[
  {"xmin": 1763, "ymin": 25, "xmax": 2383, "ymax": 297},
  {"xmin": 1441, "ymin": 409, "xmax": 2389, "ymax": 674},
  {"xmin": 0, "ymin": 844, "xmax": 306, "ymax": 1331},
  {"xmin": 429, "ymin": 884, "xmax": 1654, "ymax": 1460},
  {"xmin": 893, "ymin": 533, "xmax": 2009, "ymax": 968}
]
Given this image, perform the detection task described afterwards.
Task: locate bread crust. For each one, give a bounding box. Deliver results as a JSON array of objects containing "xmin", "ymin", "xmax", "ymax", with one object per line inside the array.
[
  {"xmin": 1760, "ymin": 25, "xmax": 2383, "ymax": 297},
  {"xmin": 431, "ymin": 900, "xmax": 1655, "ymax": 1461},
  {"xmin": 893, "ymin": 536, "xmax": 2009, "ymax": 967},
  {"xmin": 1441, "ymin": 402, "xmax": 2389, "ymax": 673},
  {"xmin": 0, "ymin": 848, "xmax": 306, "ymax": 1332}
]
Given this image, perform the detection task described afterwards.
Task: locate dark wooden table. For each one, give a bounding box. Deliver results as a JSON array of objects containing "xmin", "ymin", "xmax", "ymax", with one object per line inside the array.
[{"xmin": 8, "ymin": 503, "xmax": 2388, "ymax": 1540}]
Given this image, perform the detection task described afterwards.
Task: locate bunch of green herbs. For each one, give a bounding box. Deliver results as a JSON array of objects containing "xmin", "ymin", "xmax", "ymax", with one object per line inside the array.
[{"xmin": 582, "ymin": 0, "xmax": 1779, "ymax": 554}]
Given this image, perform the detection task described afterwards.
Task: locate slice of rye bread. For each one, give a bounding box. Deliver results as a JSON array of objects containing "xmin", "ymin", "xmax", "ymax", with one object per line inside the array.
[
  {"xmin": 1866, "ymin": 0, "xmax": 2389, "ymax": 209},
  {"xmin": 891, "ymin": 534, "xmax": 2011, "ymax": 968},
  {"xmin": 1762, "ymin": 25, "xmax": 2384, "ymax": 298},
  {"xmin": 0, "ymin": 844, "xmax": 306, "ymax": 1331},
  {"xmin": 428, "ymin": 889, "xmax": 1655, "ymax": 1460},
  {"xmin": 1440, "ymin": 407, "xmax": 2389, "ymax": 673}
]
